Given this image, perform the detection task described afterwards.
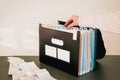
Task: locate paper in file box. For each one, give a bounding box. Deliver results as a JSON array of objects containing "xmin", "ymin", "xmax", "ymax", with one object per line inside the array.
[{"xmin": 39, "ymin": 24, "xmax": 106, "ymax": 76}]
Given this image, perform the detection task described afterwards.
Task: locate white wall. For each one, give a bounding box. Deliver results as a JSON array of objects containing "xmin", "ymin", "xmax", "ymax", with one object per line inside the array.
[{"xmin": 0, "ymin": 0, "xmax": 120, "ymax": 56}]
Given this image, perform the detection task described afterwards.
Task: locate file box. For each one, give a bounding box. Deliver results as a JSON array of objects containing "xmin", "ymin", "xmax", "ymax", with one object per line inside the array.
[{"xmin": 39, "ymin": 24, "xmax": 106, "ymax": 76}]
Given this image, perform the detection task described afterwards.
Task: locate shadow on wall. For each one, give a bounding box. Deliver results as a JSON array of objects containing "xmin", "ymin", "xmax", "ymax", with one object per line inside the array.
[{"xmin": 101, "ymin": 30, "xmax": 120, "ymax": 55}]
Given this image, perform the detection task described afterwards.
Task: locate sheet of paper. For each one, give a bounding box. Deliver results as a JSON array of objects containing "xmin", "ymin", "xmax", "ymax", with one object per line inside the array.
[
  {"xmin": 7, "ymin": 57, "xmax": 57, "ymax": 80},
  {"xmin": 36, "ymin": 69, "xmax": 57, "ymax": 80},
  {"xmin": 8, "ymin": 57, "xmax": 25, "ymax": 75}
]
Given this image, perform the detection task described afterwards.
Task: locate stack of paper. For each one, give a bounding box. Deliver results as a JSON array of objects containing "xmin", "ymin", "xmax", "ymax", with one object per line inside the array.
[
  {"xmin": 78, "ymin": 29, "xmax": 96, "ymax": 75},
  {"xmin": 7, "ymin": 57, "xmax": 57, "ymax": 80}
]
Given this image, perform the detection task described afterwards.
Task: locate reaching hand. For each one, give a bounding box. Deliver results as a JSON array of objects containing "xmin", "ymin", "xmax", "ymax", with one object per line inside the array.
[{"xmin": 64, "ymin": 15, "xmax": 79, "ymax": 29}]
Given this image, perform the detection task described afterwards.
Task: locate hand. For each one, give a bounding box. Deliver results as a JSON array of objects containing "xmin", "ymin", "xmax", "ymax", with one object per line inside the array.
[{"xmin": 64, "ymin": 15, "xmax": 79, "ymax": 29}]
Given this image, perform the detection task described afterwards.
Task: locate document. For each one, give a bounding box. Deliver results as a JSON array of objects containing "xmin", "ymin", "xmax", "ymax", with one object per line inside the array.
[{"xmin": 7, "ymin": 57, "xmax": 57, "ymax": 80}]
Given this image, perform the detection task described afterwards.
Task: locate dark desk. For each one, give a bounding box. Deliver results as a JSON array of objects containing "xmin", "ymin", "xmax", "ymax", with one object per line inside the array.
[{"xmin": 0, "ymin": 56, "xmax": 120, "ymax": 80}]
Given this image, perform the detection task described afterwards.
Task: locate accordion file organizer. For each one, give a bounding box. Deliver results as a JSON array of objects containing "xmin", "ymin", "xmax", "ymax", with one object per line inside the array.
[{"xmin": 39, "ymin": 23, "xmax": 106, "ymax": 76}]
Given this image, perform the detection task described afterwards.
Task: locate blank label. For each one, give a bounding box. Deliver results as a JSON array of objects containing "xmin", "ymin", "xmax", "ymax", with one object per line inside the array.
[
  {"xmin": 58, "ymin": 48, "xmax": 70, "ymax": 63},
  {"xmin": 45, "ymin": 45, "xmax": 56, "ymax": 58}
]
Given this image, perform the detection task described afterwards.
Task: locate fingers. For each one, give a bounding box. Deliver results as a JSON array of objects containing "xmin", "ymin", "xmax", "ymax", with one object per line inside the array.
[
  {"xmin": 64, "ymin": 15, "xmax": 79, "ymax": 29},
  {"xmin": 64, "ymin": 17, "xmax": 73, "ymax": 27},
  {"xmin": 66, "ymin": 23, "xmax": 75, "ymax": 29}
]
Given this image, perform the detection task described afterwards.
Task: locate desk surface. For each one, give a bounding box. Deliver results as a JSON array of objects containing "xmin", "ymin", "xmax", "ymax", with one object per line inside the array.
[{"xmin": 0, "ymin": 56, "xmax": 120, "ymax": 80}]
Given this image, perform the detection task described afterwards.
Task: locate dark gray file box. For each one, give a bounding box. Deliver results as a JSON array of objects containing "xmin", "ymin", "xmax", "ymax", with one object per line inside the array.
[{"xmin": 39, "ymin": 24, "xmax": 106, "ymax": 76}]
